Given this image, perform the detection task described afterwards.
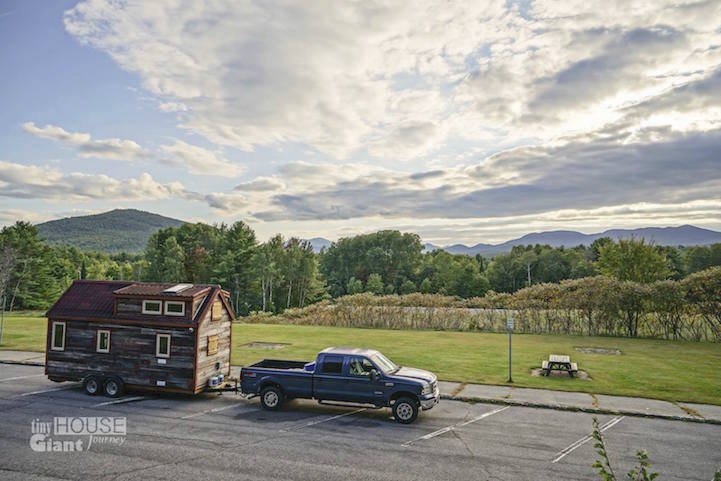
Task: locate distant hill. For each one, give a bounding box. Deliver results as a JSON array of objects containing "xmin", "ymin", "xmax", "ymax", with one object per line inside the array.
[
  {"xmin": 440, "ymin": 225, "xmax": 721, "ymax": 256},
  {"xmin": 36, "ymin": 209, "xmax": 184, "ymax": 253},
  {"xmin": 307, "ymin": 237, "xmax": 332, "ymax": 252}
]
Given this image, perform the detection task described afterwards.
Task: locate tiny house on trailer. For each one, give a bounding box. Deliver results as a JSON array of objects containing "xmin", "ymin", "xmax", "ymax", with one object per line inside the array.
[{"xmin": 45, "ymin": 280, "xmax": 234, "ymax": 397}]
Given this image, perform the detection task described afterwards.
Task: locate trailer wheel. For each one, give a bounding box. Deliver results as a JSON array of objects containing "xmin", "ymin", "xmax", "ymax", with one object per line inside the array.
[
  {"xmin": 259, "ymin": 386, "xmax": 283, "ymax": 411},
  {"xmin": 392, "ymin": 397, "xmax": 418, "ymax": 424},
  {"xmin": 103, "ymin": 377, "xmax": 124, "ymax": 398},
  {"xmin": 83, "ymin": 375, "xmax": 101, "ymax": 396}
]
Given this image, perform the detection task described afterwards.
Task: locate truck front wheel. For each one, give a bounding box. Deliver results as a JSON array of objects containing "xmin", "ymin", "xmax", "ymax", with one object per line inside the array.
[
  {"xmin": 392, "ymin": 397, "xmax": 419, "ymax": 424},
  {"xmin": 260, "ymin": 386, "xmax": 284, "ymax": 411}
]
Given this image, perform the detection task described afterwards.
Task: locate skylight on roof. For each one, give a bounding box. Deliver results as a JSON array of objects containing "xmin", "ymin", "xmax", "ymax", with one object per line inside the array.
[{"xmin": 162, "ymin": 283, "xmax": 193, "ymax": 294}]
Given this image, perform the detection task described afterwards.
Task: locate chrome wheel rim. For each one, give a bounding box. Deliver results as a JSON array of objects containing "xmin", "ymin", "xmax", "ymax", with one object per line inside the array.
[
  {"xmin": 86, "ymin": 379, "xmax": 98, "ymax": 394},
  {"xmin": 396, "ymin": 402, "xmax": 413, "ymax": 420},
  {"xmin": 106, "ymin": 381, "xmax": 118, "ymax": 396},
  {"xmin": 264, "ymin": 391, "xmax": 279, "ymax": 407}
]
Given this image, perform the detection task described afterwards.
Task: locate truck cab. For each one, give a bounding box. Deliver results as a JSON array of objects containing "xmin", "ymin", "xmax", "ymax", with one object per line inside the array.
[{"xmin": 241, "ymin": 347, "xmax": 440, "ymax": 423}]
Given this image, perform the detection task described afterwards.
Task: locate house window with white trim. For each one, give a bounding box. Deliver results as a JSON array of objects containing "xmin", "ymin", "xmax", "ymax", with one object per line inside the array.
[
  {"xmin": 142, "ymin": 300, "xmax": 162, "ymax": 314},
  {"xmin": 51, "ymin": 322, "xmax": 66, "ymax": 351},
  {"xmin": 164, "ymin": 301, "xmax": 185, "ymax": 316},
  {"xmin": 156, "ymin": 334, "xmax": 171, "ymax": 358},
  {"xmin": 96, "ymin": 330, "xmax": 110, "ymax": 353}
]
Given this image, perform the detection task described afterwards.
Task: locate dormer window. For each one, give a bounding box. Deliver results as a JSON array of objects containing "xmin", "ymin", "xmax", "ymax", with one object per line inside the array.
[
  {"xmin": 164, "ymin": 301, "xmax": 185, "ymax": 316},
  {"xmin": 142, "ymin": 300, "xmax": 162, "ymax": 314}
]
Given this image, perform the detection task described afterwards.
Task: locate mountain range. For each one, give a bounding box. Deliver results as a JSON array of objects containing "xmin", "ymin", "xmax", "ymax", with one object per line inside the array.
[
  {"xmin": 420, "ymin": 225, "xmax": 721, "ymax": 256},
  {"xmin": 30, "ymin": 209, "xmax": 721, "ymax": 255}
]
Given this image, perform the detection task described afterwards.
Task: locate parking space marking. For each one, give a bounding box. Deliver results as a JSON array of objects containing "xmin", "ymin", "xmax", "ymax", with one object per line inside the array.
[
  {"xmin": 402, "ymin": 405, "xmax": 510, "ymax": 446},
  {"xmin": 551, "ymin": 416, "xmax": 624, "ymax": 464},
  {"xmin": 180, "ymin": 402, "xmax": 243, "ymax": 419},
  {"xmin": 0, "ymin": 374, "xmax": 44, "ymax": 382},
  {"xmin": 282, "ymin": 408, "xmax": 367, "ymax": 432},
  {"xmin": 93, "ymin": 396, "xmax": 149, "ymax": 407},
  {"xmin": 15, "ymin": 385, "xmax": 76, "ymax": 397}
]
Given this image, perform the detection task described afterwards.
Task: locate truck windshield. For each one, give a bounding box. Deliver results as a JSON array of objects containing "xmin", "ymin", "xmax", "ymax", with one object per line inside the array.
[{"xmin": 371, "ymin": 353, "xmax": 399, "ymax": 373}]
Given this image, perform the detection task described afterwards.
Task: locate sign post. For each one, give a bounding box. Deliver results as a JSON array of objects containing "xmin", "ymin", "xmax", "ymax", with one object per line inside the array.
[{"xmin": 506, "ymin": 316, "xmax": 514, "ymax": 383}]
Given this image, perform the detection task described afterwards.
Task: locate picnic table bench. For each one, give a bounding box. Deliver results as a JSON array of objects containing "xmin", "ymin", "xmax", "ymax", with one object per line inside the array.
[{"xmin": 541, "ymin": 355, "xmax": 578, "ymax": 377}]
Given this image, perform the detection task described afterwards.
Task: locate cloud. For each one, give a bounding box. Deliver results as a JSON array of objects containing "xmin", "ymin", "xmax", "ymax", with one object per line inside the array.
[
  {"xmin": 22, "ymin": 122, "xmax": 147, "ymax": 161},
  {"xmin": 0, "ymin": 160, "xmax": 189, "ymax": 201},
  {"xmin": 159, "ymin": 140, "xmax": 243, "ymax": 176}
]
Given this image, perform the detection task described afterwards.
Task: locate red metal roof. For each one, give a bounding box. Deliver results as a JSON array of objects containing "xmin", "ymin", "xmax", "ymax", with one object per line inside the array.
[
  {"xmin": 113, "ymin": 283, "xmax": 211, "ymax": 297},
  {"xmin": 47, "ymin": 280, "xmax": 132, "ymax": 319},
  {"xmin": 46, "ymin": 280, "xmax": 225, "ymax": 326}
]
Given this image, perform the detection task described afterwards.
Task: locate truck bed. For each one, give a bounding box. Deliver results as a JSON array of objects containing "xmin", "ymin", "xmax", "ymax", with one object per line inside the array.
[{"xmin": 247, "ymin": 359, "xmax": 309, "ymax": 370}]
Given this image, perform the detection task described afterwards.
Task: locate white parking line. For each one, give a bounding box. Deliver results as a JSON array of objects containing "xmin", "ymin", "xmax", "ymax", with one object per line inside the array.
[
  {"xmin": 181, "ymin": 402, "xmax": 243, "ymax": 419},
  {"xmin": 0, "ymin": 374, "xmax": 44, "ymax": 382},
  {"xmin": 282, "ymin": 408, "xmax": 367, "ymax": 432},
  {"xmin": 16, "ymin": 385, "xmax": 76, "ymax": 397},
  {"xmin": 551, "ymin": 416, "xmax": 625, "ymax": 464},
  {"xmin": 93, "ymin": 396, "xmax": 149, "ymax": 407},
  {"xmin": 402, "ymin": 405, "xmax": 510, "ymax": 446}
]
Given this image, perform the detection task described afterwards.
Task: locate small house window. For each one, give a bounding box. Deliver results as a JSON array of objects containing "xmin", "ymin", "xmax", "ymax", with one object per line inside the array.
[
  {"xmin": 51, "ymin": 322, "xmax": 66, "ymax": 351},
  {"xmin": 96, "ymin": 330, "xmax": 110, "ymax": 353},
  {"xmin": 156, "ymin": 334, "xmax": 171, "ymax": 358},
  {"xmin": 164, "ymin": 301, "xmax": 185, "ymax": 316},
  {"xmin": 211, "ymin": 301, "xmax": 223, "ymax": 321},
  {"xmin": 142, "ymin": 300, "xmax": 162, "ymax": 314},
  {"xmin": 207, "ymin": 335, "xmax": 219, "ymax": 356}
]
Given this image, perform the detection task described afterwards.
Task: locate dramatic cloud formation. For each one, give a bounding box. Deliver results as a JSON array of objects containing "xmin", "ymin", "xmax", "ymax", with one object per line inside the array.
[
  {"xmin": 23, "ymin": 122, "xmax": 147, "ymax": 161},
  {"xmin": 3, "ymin": 0, "xmax": 719, "ymax": 242}
]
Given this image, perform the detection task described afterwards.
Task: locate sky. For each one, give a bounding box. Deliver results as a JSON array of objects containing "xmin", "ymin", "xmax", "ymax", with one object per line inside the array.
[{"xmin": 1, "ymin": 0, "xmax": 721, "ymax": 245}]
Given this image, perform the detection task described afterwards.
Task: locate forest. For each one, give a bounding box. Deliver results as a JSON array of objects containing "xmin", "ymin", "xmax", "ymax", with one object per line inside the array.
[{"xmin": 1, "ymin": 220, "xmax": 721, "ymax": 323}]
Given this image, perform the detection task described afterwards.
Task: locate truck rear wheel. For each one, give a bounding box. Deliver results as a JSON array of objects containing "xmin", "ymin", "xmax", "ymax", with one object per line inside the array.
[
  {"xmin": 260, "ymin": 386, "xmax": 283, "ymax": 411},
  {"xmin": 392, "ymin": 397, "xmax": 418, "ymax": 424},
  {"xmin": 83, "ymin": 375, "xmax": 101, "ymax": 396}
]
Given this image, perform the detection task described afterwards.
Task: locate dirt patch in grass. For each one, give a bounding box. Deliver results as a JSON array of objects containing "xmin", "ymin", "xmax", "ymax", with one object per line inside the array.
[
  {"xmin": 240, "ymin": 342, "xmax": 290, "ymax": 350},
  {"xmin": 531, "ymin": 368, "xmax": 591, "ymax": 380},
  {"xmin": 575, "ymin": 346, "xmax": 622, "ymax": 355}
]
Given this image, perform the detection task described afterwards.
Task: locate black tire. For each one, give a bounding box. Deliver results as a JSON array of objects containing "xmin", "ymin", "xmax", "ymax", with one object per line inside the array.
[
  {"xmin": 103, "ymin": 376, "xmax": 124, "ymax": 398},
  {"xmin": 259, "ymin": 386, "xmax": 284, "ymax": 411},
  {"xmin": 392, "ymin": 397, "xmax": 419, "ymax": 424},
  {"xmin": 83, "ymin": 375, "xmax": 101, "ymax": 396}
]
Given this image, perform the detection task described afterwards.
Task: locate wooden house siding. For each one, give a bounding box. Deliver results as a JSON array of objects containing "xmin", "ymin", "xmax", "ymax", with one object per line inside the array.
[
  {"xmin": 194, "ymin": 293, "xmax": 232, "ymax": 392},
  {"xmin": 46, "ymin": 319, "xmax": 196, "ymax": 392}
]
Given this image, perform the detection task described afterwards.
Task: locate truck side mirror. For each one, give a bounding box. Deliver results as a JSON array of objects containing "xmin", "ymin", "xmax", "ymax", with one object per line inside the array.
[{"xmin": 370, "ymin": 369, "xmax": 380, "ymax": 382}]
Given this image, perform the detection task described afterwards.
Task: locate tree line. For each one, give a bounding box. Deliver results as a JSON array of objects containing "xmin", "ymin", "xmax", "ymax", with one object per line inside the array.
[
  {"xmin": 248, "ymin": 267, "xmax": 721, "ymax": 342},
  {"xmin": 2, "ymin": 221, "xmax": 721, "ymax": 320}
]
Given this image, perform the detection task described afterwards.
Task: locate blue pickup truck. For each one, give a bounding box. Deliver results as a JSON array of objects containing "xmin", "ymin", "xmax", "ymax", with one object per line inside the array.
[{"xmin": 240, "ymin": 347, "xmax": 440, "ymax": 423}]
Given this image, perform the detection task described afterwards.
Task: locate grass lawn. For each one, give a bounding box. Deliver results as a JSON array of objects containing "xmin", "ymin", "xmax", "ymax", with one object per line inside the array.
[{"xmin": 2, "ymin": 313, "xmax": 720, "ymax": 405}]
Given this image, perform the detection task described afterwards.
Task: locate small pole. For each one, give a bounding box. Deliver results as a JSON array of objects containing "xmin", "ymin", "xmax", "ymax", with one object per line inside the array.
[
  {"xmin": 507, "ymin": 315, "xmax": 514, "ymax": 383},
  {"xmin": 0, "ymin": 294, "xmax": 5, "ymax": 345}
]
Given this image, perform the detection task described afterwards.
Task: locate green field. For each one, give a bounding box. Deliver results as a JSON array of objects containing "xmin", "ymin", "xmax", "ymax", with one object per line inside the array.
[{"xmin": 2, "ymin": 313, "xmax": 720, "ymax": 405}]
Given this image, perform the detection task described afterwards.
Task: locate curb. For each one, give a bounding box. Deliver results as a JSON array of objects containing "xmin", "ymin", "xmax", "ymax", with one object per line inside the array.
[
  {"xmin": 440, "ymin": 394, "xmax": 721, "ymax": 426},
  {"xmin": 0, "ymin": 360, "xmax": 45, "ymax": 367}
]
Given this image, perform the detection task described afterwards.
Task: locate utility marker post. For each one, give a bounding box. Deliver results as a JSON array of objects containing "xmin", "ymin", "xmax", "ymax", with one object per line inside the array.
[
  {"xmin": 0, "ymin": 294, "xmax": 5, "ymax": 345},
  {"xmin": 507, "ymin": 316, "xmax": 514, "ymax": 383}
]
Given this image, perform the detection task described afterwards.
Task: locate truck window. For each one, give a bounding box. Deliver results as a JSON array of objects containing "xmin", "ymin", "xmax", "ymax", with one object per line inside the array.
[
  {"xmin": 348, "ymin": 357, "xmax": 374, "ymax": 376},
  {"xmin": 320, "ymin": 356, "xmax": 343, "ymax": 374}
]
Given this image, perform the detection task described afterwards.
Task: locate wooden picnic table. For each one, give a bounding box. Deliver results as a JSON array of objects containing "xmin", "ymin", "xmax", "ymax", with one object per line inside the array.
[{"xmin": 542, "ymin": 354, "xmax": 578, "ymax": 377}]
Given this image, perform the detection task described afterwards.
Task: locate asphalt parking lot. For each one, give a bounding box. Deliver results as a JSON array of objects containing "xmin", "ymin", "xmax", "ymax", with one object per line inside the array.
[{"xmin": 1, "ymin": 364, "xmax": 719, "ymax": 481}]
